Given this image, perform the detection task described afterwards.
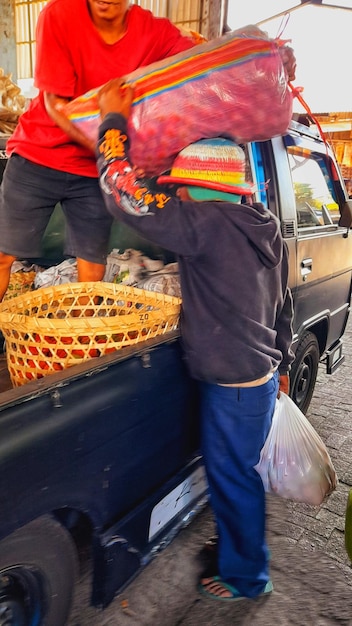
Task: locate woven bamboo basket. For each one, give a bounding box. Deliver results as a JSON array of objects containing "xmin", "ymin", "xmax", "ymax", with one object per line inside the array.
[
  {"xmin": 0, "ymin": 282, "xmax": 181, "ymax": 387},
  {"xmin": 3, "ymin": 271, "xmax": 36, "ymax": 301}
]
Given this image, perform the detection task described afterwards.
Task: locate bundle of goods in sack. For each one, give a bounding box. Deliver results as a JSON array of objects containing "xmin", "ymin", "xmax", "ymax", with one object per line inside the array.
[
  {"xmin": 34, "ymin": 258, "xmax": 78, "ymax": 288},
  {"xmin": 29, "ymin": 251, "xmax": 180, "ymax": 296},
  {"xmin": 103, "ymin": 248, "xmax": 164, "ymax": 285},
  {"xmin": 136, "ymin": 263, "xmax": 181, "ymax": 298},
  {"xmin": 104, "ymin": 250, "xmax": 181, "ymax": 297},
  {"xmin": 0, "ymin": 282, "xmax": 181, "ymax": 386},
  {"xmin": 64, "ymin": 25, "xmax": 293, "ymax": 176}
]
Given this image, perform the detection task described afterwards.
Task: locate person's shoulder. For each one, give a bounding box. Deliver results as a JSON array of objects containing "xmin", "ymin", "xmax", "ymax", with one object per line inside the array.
[
  {"xmin": 40, "ymin": 0, "xmax": 81, "ymax": 18},
  {"xmin": 127, "ymin": 4, "xmax": 153, "ymax": 22},
  {"xmin": 46, "ymin": 0, "xmax": 87, "ymax": 17},
  {"xmin": 36, "ymin": 0, "xmax": 90, "ymax": 54}
]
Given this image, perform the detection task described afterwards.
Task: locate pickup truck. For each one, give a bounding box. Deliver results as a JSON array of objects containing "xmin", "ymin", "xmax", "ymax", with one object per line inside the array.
[{"xmin": 0, "ymin": 118, "xmax": 352, "ymax": 626}]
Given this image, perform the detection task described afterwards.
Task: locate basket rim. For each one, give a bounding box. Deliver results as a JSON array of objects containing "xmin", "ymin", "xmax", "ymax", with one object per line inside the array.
[
  {"xmin": 0, "ymin": 281, "xmax": 182, "ymax": 307},
  {"xmin": 0, "ymin": 310, "xmax": 180, "ymax": 332},
  {"xmin": 0, "ymin": 282, "xmax": 181, "ymax": 332}
]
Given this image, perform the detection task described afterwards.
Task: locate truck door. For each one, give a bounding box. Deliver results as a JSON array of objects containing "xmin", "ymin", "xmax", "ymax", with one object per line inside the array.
[
  {"xmin": 286, "ymin": 141, "xmax": 352, "ymax": 352},
  {"xmin": 247, "ymin": 131, "xmax": 352, "ymax": 413}
]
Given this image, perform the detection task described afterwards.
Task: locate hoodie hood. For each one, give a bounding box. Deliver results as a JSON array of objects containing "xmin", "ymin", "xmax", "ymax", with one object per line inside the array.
[{"xmin": 229, "ymin": 202, "xmax": 283, "ymax": 269}]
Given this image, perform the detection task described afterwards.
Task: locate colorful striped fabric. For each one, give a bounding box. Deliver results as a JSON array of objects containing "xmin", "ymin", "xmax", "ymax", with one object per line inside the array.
[
  {"xmin": 129, "ymin": 36, "xmax": 277, "ymax": 106},
  {"xmin": 64, "ymin": 26, "xmax": 293, "ymax": 176}
]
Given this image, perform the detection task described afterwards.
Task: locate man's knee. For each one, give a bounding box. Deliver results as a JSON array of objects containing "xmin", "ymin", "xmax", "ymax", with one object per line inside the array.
[{"xmin": 0, "ymin": 252, "xmax": 17, "ymax": 269}]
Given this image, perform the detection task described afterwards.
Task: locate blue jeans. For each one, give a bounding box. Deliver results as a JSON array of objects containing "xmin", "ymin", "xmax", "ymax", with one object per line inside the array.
[{"xmin": 199, "ymin": 372, "xmax": 279, "ymax": 598}]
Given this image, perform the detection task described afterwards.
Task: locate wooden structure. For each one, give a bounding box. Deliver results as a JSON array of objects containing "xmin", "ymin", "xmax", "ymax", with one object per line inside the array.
[{"xmin": 315, "ymin": 112, "xmax": 352, "ymax": 189}]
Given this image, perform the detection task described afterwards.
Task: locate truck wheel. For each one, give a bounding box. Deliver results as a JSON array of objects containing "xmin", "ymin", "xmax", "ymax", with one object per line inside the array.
[
  {"xmin": 0, "ymin": 515, "xmax": 78, "ymax": 626},
  {"xmin": 290, "ymin": 331, "xmax": 319, "ymax": 414}
]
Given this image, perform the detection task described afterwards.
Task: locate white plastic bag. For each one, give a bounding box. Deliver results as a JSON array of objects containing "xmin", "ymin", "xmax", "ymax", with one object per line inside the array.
[{"xmin": 254, "ymin": 393, "xmax": 338, "ymax": 505}]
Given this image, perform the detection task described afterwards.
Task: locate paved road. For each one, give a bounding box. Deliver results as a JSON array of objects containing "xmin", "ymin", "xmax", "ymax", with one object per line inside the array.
[{"xmin": 69, "ymin": 318, "xmax": 352, "ymax": 625}]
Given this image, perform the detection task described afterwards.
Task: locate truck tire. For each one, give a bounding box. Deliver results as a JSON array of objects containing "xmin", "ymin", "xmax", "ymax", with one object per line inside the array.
[
  {"xmin": 0, "ymin": 515, "xmax": 78, "ymax": 626},
  {"xmin": 289, "ymin": 330, "xmax": 320, "ymax": 415}
]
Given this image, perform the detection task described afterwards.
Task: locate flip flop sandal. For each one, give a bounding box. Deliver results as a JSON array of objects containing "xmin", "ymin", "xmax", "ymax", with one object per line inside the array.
[{"xmin": 198, "ymin": 576, "xmax": 273, "ymax": 602}]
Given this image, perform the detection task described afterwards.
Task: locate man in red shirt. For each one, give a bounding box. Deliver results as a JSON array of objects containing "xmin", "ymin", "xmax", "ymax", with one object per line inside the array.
[{"xmin": 0, "ymin": 0, "xmax": 195, "ymax": 300}]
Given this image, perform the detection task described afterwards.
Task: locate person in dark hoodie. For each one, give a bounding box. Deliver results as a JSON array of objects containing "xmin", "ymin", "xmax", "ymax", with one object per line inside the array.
[{"xmin": 95, "ymin": 79, "xmax": 294, "ymax": 602}]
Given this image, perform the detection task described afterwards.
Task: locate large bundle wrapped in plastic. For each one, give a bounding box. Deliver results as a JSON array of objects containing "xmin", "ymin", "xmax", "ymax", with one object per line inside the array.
[{"xmin": 64, "ymin": 25, "xmax": 293, "ymax": 176}]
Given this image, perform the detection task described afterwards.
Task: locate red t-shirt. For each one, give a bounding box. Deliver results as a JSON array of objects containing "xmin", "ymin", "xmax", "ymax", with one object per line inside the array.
[{"xmin": 7, "ymin": 1, "xmax": 194, "ymax": 177}]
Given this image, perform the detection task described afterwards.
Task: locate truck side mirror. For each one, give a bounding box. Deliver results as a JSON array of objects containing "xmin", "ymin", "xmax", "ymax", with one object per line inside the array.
[{"xmin": 339, "ymin": 199, "xmax": 352, "ymax": 230}]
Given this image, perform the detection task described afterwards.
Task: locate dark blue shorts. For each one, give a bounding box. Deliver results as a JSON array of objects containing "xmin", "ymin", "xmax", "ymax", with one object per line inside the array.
[{"xmin": 0, "ymin": 154, "xmax": 113, "ymax": 264}]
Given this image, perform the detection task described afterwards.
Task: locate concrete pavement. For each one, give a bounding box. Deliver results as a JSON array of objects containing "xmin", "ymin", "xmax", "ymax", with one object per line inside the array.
[{"xmin": 69, "ymin": 318, "xmax": 352, "ymax": 625}]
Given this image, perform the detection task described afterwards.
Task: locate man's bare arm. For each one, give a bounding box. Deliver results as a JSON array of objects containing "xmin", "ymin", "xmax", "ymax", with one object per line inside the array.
[{"xmin": 44, "ymin": 92, "xmax": 96, "ymax": 152}]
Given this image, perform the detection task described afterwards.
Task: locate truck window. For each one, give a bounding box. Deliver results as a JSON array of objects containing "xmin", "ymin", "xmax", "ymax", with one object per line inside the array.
[{"xmin": 287, "ymin": 147, "xmax": 340, "ymax": 228}]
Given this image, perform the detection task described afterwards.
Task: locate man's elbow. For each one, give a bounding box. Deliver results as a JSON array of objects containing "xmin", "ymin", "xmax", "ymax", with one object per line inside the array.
[{"xmin": 43, "ymin": 92, "xmax": 70, "ymax": 117}]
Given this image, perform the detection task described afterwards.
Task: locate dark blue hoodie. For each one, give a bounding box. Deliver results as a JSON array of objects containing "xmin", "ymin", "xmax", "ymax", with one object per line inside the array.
[{"xmin": 97, "ymin": 114, "xmax": 294, "ymax": 384}]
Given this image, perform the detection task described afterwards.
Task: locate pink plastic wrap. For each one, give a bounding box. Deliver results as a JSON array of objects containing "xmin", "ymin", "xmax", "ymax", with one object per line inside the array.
[{"xmin": 64, "ymin": 26, "xmax": 293, "ymax": 176}]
